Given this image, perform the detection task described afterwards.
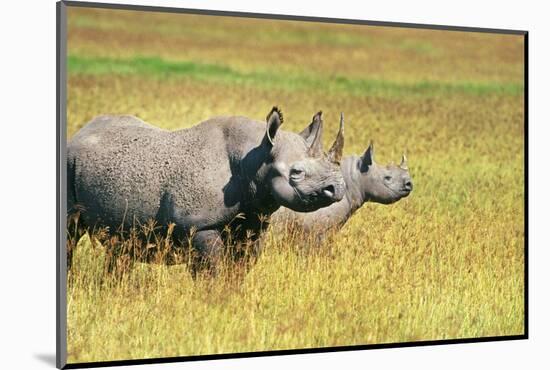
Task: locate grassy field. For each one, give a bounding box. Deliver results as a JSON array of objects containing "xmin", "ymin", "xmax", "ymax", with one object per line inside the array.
[{"xmin": 65, "ymin": 7, "xmax": 525, "ymax": 364}]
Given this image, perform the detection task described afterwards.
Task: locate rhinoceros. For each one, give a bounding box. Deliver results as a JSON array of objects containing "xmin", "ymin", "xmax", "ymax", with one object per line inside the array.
[
  {"xmin": 271, "ymin": 114, "xmax": 412, "ymax": 242},
  {"xmin": 67, "ymin": 107, "xmax": 345, "ymax": 272}
]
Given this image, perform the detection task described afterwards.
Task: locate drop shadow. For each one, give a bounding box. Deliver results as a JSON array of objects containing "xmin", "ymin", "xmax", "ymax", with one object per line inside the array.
[{"xmin": 33, "ymin": 353, "xmax": 56, "ymax": 367}]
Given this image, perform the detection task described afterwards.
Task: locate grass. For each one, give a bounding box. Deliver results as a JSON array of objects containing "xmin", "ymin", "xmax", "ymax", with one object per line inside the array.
[
  {"xmin": 68, "ymin": 55, "xmax": 524, "ymax": 98},
  {"xmin": 65, "ymin": 6, "xmax": 525, "ymax": 364}
]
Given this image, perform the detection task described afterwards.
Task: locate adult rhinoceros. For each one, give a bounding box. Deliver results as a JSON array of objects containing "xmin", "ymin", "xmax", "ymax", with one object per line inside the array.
[
  {"xmin": 271, "ymin": 114, "xmax": 412, "ymax": 242},
  {"xmin": 67, "ymin": 107, "xmax": 345, "ymax": 273}
]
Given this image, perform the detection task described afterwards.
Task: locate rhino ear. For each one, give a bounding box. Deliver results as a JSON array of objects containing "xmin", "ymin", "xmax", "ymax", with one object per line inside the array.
[
  {"xmin": 360, "ymin": 141, "xmax": 375, "ymax": 172},
  {"xmin": 299, "ymin": 111, "xmax": 324, "ymax": 157},
  {"xmin": 299, "ymin": 111, "xmax": 322, "ymax": 145},
  {"xmin": 265, "ymin": 106, "xmax": 283, "ymax": 146}
]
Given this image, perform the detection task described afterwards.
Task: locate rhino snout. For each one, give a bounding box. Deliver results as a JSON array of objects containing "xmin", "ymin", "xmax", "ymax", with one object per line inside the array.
[
  {"xmin": 401, "ymin": 177, "xmax": 413, "ymax": 195},
  {"xmin": 320, "ymin": 179, "xmax": 345, "ymax": 202}
]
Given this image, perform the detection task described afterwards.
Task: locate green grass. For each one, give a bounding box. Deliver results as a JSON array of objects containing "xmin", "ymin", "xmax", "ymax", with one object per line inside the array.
[
  {"xmin": 65, "ymin": 6, "xmax": 525, "ymax": 364},
  {"xmin": 68, "ymin": 55, "xmax": 524, "ymax": 97}
]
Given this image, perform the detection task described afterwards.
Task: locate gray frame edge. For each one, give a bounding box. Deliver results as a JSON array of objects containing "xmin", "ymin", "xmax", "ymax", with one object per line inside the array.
[{"xmin": 56, "ymin": 1, "xmax": 68, "ymax": 369}]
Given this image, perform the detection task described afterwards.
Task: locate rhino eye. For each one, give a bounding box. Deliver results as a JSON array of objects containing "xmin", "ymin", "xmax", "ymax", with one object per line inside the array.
[
  {"xmin": 384, "ymin": 175, "xmax": 392, "ymax": 181},
  {"xmin": 290, "ymin": 168, "xmax": 305, "ymax": 181}
]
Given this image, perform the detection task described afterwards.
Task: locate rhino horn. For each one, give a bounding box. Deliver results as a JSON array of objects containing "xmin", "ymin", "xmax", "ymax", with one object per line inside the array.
[
  {"xmin": 400, "ymin": 152, "xmax": 408, "ymax": 170},
  {"xmin": 305, "ymin": 111, "xmax": 324, "ymax": 157},
  {"xmin": 265, "ymin": 106, "xmax": 284, "ymax": 146},
  {"xmin": 327, "ymin": 112, "xmax": 345, "ymax": 164}
]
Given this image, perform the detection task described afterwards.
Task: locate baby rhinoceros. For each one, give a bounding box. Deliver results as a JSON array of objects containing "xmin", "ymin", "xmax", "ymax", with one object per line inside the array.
[
  {"xmin": 272, "ymin": 134, "xmax": 413, "ymax": 242},
  {"xmin": 67, "ymin": 107, "xmax": 346, "ymax": 274}
]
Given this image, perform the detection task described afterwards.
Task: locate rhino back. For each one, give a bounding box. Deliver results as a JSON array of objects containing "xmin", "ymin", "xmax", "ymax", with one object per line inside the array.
[{"xmin": 68, "ymin": 115, "xmax": 171, "ymax": 228}]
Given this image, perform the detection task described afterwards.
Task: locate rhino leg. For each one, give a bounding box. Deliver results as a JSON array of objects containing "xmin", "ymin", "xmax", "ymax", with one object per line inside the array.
[
  {"xmin": 189, "ymin": 229, "xmax": 225, "ymax": 277},
  {"xmin": 67, "ymin": 153, "xmax": 87, "ymax": 270},
  {"xmin": 66, "ymin": 211, "xmax": 87, "ymax": 272},
  {"xmin": 66, "ymin": 211, "xmax": 85, "ymax": 271}
]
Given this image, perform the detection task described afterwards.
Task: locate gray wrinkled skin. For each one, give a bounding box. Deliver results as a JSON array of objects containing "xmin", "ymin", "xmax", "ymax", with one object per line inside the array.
[
  {"xmin": 272, "ymin": 142, "xmax": 413, "ymax": 241},
  {"xmin": 67, "ymin": 108, "xmax": 345, "ymax": 272}
]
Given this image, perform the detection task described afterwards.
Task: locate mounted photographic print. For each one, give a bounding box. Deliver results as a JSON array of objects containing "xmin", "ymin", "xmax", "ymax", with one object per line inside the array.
[{"xmin": 56, "ymin": 1, "xmax": 527, "ymax": 368}]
